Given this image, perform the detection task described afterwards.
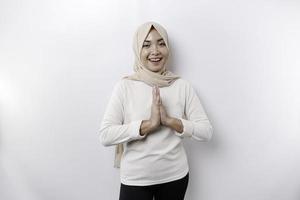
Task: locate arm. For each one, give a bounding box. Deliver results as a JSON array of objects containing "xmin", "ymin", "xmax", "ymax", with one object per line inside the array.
[
  {"xmin": 164, "ymin": 117, "xmax": 184, "ymax": 133},
  {"xmin": 139, "ymin": 120, "xmax": 158, "ymax": 136},
  {"xmin": 166, "ymin": 82, "xmax": 213, "ymax": 141},
  {"xmin": 99, "ymin": 81, "xmax": 147, "ymax": 146}
]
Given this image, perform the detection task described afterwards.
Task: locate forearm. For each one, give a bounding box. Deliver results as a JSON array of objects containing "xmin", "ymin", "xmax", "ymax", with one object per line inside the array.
[
  {"xmin": 164, "ymin": 117, "xmax": 184, "ymax": 133},
  {"xmin": 100, "ymin": 120, "xmax": 145, "ymax": 146},
  {"xmin": 139, "ymin": 120, "xmax": 158, "ymax": 136}
]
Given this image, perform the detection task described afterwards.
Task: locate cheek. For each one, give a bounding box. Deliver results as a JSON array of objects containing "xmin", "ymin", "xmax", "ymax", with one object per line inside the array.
[
  {"xmin": 140, "ymin": 51, "xmax": 148, "ymax": 62},
  {"xmin": 164, "ymin": 52, "xmax": 169, "ymax": 59},
  {"xmin": 161, "ymin": 48, "xmax": 169, "ymax": 58}
]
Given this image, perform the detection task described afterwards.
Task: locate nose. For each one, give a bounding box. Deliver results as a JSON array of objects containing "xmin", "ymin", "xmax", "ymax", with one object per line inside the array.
[{"xmin": 150, "ymin": 45, "xmax": 160, "ymax": 55}]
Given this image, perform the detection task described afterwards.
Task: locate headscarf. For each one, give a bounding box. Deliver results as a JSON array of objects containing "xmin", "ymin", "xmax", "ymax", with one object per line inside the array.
[{"xmin": 114, "ymin": 21, "xmax": 180, "ymax": 168}]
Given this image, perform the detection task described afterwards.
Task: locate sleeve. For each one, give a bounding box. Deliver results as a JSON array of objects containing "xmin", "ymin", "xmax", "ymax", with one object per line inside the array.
[
  {"xmin": 174, "ymin": 81, "xmax": 213, "ymax": 142},
  {"xmin": 98, "ymin": 80, "xmax": 146, "ymax": 147}
]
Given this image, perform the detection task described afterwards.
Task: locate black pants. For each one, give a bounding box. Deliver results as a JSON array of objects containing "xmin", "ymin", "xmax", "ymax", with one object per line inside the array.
[{"xmin": 119, "ymin": 172, "xmax": 189, "ymax": 200}]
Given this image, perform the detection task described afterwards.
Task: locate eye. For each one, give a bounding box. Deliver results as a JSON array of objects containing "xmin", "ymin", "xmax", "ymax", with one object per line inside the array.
[
  {"xmin": 142, "ymin": 43, "xmax": 150, "ymax": 48},
  {"xmin": 159, "ymin": 42, "xmax": 166, "ymax": 46}
]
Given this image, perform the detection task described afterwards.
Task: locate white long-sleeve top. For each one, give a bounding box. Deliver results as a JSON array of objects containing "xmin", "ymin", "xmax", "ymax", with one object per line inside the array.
[{"xmin": 99, "ymin": 78, "xmax": 213, "ymax": 186}]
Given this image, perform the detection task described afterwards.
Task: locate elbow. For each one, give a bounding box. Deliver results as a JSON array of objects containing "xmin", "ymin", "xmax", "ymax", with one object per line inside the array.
[
  {"xmin": 206, "ymin": 125, "xmax": 213, "ymax": 142},
  {"xmin": 99, "ymin": 128, "xmax": 112, "ymax": 147},
  {"xmin": 193, "ymin": 125, "xmax": 213, "ymax": 142},
  {"xmin": 101, "ymin": 139, "xmax": 111, "ymax": 147},
  {"xmin": 100, "ymin": 135, "xmax": 111, "ymax": 147}
]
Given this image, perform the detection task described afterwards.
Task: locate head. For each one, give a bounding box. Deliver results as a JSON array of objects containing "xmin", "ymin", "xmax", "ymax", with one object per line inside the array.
[
  {"xmin": 133, "ymin": 22, "xmax": 170, "ymax": 74},
  {"xmin": 140, "ymin": 27, "xmax": 169, "ymax": 72}
]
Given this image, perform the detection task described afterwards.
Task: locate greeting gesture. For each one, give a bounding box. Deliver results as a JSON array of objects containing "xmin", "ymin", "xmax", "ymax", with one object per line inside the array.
[
  {"xmin": 139, "ymin": 86, "xmax": 162, "ymax": 136},
  {"xmin": 139, "ymin": 86, "xmax": 183, "ymax": 136},
  {"xmin": 150, "ymin": 86, "xmax": 161, "ymax": 128},
  {"xmin": 151, "ymin": 86, "xmax": 171, "ymax": 126},
  {"xmin": 157, "ymin": 87, "xmax": 184, "ymax": 133},
  {"xmin": 159, "ymin": 102, "xmax": 170, "ymax": 126}
]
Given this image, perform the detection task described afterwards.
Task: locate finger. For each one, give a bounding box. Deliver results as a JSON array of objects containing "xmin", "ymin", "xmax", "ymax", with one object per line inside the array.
[
  {"xmin": 155, "ymin": 87, "xmax": 158, "ymax": 102},
  {"xmin": 157, "ymin": 94, "xmax": 161, "ymax": 105},
  {"xmin": 155, "ymin": 86, "xmax": 160, "ymax": 100},
  {"xmin": 152, "ymin": 86, "xmax": 156, "ymax": 101},
  {"xmin": 156, "ymin": 87, "xmax": 161, "ymax": 105},
  {"xmin": 153, "ymin": 87, "xmax": 159, "ymax": 105}
]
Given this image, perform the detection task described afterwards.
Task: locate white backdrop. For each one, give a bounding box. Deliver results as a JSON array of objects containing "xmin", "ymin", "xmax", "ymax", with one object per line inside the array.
[{"xmin": 1, "ymin": 0, "xmax": 300, "ymax": 200}]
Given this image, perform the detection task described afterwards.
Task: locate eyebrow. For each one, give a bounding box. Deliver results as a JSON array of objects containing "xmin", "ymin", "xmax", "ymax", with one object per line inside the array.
[{"xmin": 144, "ymin": 38, "xmax": 164, "ymax": 43}]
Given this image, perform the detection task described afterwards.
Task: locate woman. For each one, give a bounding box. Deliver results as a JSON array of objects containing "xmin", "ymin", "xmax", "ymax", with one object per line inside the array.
[{"xmin": 99, "ymin": 21, "xmax": 213, "ymax": 200}]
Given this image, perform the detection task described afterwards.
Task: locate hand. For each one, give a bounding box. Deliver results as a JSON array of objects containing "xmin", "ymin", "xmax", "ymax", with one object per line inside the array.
[
  {"xmin": 149, "ymin": 86, "xmax": 161, "ymax": 129},
  {"xmin": 160, "ymin": 101, "xmax": 171, "ymax": 126},
  {"xmin": 160, "ymin": 102, "xmax": 183, "ymax": 133}
]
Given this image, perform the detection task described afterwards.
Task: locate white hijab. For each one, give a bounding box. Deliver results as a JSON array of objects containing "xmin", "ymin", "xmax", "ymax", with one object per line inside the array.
[{"xmin": 114, "ymin": 22, "xmax": 180, "ymax": 168}]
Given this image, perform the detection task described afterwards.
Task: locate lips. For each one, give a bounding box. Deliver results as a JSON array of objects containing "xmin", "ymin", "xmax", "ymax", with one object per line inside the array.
[{"xmin": 148, "ymin": 57, "xmax": 162, "ymax": 62}]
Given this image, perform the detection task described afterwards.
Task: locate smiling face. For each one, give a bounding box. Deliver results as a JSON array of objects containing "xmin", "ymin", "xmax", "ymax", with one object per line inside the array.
[{"xmin": 140, "ymin": 27, "xmax": 169, "ymax": 73}]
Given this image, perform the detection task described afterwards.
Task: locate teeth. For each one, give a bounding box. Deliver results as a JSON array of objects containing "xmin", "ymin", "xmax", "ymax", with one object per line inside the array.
[{"xmin": 149, "ymin": 58, "xmax": 161, "ymax": 62}]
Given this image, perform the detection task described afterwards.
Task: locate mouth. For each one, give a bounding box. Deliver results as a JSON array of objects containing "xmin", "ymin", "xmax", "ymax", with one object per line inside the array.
[{"xmin": 148, "ymin": 57, "xmax": 162, "ymax": 63}]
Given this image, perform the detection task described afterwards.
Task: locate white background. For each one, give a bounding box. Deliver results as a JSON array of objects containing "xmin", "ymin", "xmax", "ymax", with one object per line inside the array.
[{"xmin": 1, "ymin": 0, "xmax": 300, "ymax": 199}]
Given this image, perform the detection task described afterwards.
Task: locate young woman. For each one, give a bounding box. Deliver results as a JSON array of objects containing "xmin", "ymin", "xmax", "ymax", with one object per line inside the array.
[{"xmin": 99, "ymin": 21, "xmax": 213, "ymax": 200}]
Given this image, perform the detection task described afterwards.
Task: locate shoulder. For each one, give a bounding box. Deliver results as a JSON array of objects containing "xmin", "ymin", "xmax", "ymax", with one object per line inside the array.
[
  {"xmin": 120, "ymin": 78, "xmax": 150, "ymax": 90},
  {"xmin": 173, "ymin": 78, "xmax": 198, "ymax": 99},
  {"xmin": 110, "ymin": 79, "xmax": 128, "ymax": 96},
  {"xmin": 113, "ymin": 78, "xmax": 144, "ymax": 93},
  {"xmin": 173, "ymin": 78, "xmax": 193, "ymax": 89},
  {"xmin": 119, "ymin": 78, "xmax": 137, "ymax": 85},
  {"xmin": 112, "ymin": 79, "xmax": 124, "ymax": 90},
  {"xmin": 113, "ymin": 78, "xmax": 136, "ymax": 87}
]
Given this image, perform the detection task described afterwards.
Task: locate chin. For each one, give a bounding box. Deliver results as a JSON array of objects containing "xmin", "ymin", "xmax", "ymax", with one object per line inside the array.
[
  {"xmin": 148, "ymin": 65, "xmax": 164, "ymax": 72},
  {"xmin": 147, "ymin": 61, "xmax": 165, "ymax": 72}
]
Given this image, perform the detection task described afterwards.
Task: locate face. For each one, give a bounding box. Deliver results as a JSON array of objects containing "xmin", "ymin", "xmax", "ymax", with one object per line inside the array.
[{"xmin": 140, "ymin": 28, "xmax": 169, "ymax": 72}]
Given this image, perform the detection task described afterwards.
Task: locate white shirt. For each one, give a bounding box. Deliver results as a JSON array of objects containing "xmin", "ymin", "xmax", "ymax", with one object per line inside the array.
[{"xmin": 99, "ymin": 78, "xmax": 213, "ymax": 186}]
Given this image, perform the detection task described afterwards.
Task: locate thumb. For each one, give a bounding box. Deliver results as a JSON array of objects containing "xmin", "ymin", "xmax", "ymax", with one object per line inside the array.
[
  {"xmin": 152, "ymin": 86, "xmax": 156, "ymax": 102},
  {"xmin": 157, "ymin": 93, "xmax": 161, "ymax": 105}
]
